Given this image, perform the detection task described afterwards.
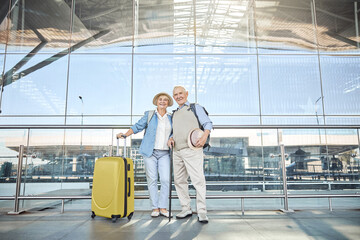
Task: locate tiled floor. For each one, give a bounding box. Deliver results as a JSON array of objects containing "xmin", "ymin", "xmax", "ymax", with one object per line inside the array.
[{"xmin": 1, "ymin": 206, "xmax": 359, "ymax": 240}]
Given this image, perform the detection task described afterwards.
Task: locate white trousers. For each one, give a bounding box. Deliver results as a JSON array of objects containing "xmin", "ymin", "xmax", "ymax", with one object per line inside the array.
[{"xmin": 173, "ymin": 148, "xmax": 207, "ymax": 214}]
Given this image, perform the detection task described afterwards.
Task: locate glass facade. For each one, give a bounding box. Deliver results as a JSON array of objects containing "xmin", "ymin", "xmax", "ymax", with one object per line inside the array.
[{"xmin": 0, "ymin": 0, "xmax": 359, "ymax": 210}]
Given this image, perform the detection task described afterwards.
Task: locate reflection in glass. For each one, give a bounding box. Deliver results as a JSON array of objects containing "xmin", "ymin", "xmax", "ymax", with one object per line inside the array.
[
  {"xmin": 261, "ymin": 129, "xmax": 282, "ymax": 188},
  {"xmin": 5, "ymin": 0, "xmax": 72, "ymax": 53},
  {"xmin": 320, "ymin": 56, "xmax": 360, "ymax": 115},
  {"xmin": 26, "ymin": 129, "xmax": 66, "ymax": 188},
  {"xmin": 0, "ymin": 129, "xmax": 28, "ymax": 196},
  {"xmin": 316, "ymin": 0, "xmax": 360, "ymax": 54},
  {"xmin": 259, "ymin": 55, "xmax": 322, "ymax": 115},
  {"xmin": 325, "ymin": 129, "xmax": 359, "ymax": 192},
  {"xmin": 281, "ymin": 128, "xmax": 360, "ymax": 193},
  {"xmin": 0, "ymin": 117, "xmax": 65, "ymax": 125},
  {"xmin": 134, "ymin": 0, "xmax": 194, "ymax": 53},
  {"xmin": 65, "ymin": 116, "xmax": 132, "ymax": 125},
  {"xmin": 196, "ymin": 0, "xmax": 256, "ymax": 53},
  {"xmin": 210, "ymin": 116, "xmax": 260, "ymax": 126},
  {"xmin": 2, "ymin": 54, "xmax": 68, "ymax": 116},
  {"xmin": 67, "ymin": 54, "xmax": 132, "ymax": 116},
  {"xmin": 207, "ymin": 129, "xmax": 282, "ymax": 194},
  {"xmin": 197, "ymin": 55, "xmax": 259, "ymax": 115},
  {"xmin": 326, "ymin": 117, "xmax": 360, "ymax": 125},
  {"xmin": 72, "ymin": 0, "xmax": 133, "ymax": 53},
  {"xmin": 132, "ymin": 55, "xmax": 195, "ymax": 115},
  {"xmin": 64, "ymin": 129, "xmax": 112, "ymax": 176},
  {"xmin": 262, "ymin": 116, "xmax": 325, "ymax": 126},
  {"xmin": 255, "ymin": 0, "xmax": 317, "ymax": 53}
]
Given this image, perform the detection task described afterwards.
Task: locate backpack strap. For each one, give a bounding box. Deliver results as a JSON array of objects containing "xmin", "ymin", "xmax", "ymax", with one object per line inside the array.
[
  {"xmin": 189, "ymin": 103, "xmax": 201, "ymax": 129},
  {"xmin": 147, "ymin": 110, "xmax": 155, "ymax": 126},
  {"xmin": 189, "ymin": 103, "xmax": 210, "ymax": 150},
  {"xmin": 144, "ymin": 110, "xmax": 155, "ymax": 134}
]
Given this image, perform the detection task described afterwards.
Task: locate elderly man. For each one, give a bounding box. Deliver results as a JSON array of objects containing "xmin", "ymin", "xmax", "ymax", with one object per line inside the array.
[{"xmin": 167, "ymin": 86, "xmax": 212, "ymax": 223}]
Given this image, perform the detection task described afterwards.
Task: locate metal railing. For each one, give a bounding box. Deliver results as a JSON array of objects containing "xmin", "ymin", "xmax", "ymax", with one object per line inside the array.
[
  {"xmin": 1, "ymin": 144, "xmax": 359, "ymax": 214},
  {"xmin": 1, "ymin": 125, "xmax": 359, "ymax": 214}
]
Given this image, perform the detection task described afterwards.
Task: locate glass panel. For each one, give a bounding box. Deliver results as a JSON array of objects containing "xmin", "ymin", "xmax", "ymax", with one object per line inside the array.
[
  {"xmin": 132, "ymin": 55, "xmax": 195, "ymax": 115},
  {"xmin": 325, "ymin": 129, "xmax": 359, "ymax": 193},
  {"xmin": 255, "ymin": 0, "xmax": 317, "ymax": 54},
  {"xmin": 0, "ymin": 117, "xmax": 65, "ymax": 125},
  {"xmin": 259, "ymin": 55, "xmax": 322, "ymax": 115},
  {"xmin": 262, "ymin": 116, "xmax": 325, "ymax": 125},
  {"xmin": 0, "ymin": 129, "xmax": 28, "ymax": 197},
  {"xmin": 326, "ymin": 117, "xmax": 360, "ymax": 125},
  {"xmin": 281, "ymin": 128, "xmax": 359, "ymax": 199},
  {"xmin": 63, "ymin": 129, "xmax": 113, "ymax": 177},
  {"xmin": 261, "ymin": 129, "xmax": 282, "ymax": 193},
  {"xmin": 0, "ymin": 1, "xmax": 11, "ymax": 53},
  {"xmin": 67, "ymin": 54, "xmax": 132, "ymax": 116},
  {"xmin": 207, "ymin": 129, "xmax": 283, "ymax": 195},
  {"xmin": 197, "ymin": 55, "xmax": 259, "ymax": 115},
  {"xmin": 2, "ymin": 54, "xmax": 68, "ymax": 116},
  {"xmin": 289, "ymin": 198, "xmax": 330, "ymax": 210},
  {"xmin": 196, "ymin": 0, "xmax": 256, "ymax": 54},
  {"xmin": 316, "ymin": 0, "xmax": 360, "ymax": 54},
  {"xmin": 320, "ymin": 56, "xmax": 360, "ymax": 115},
  {"xmin": 66, "ymin": 116, "xmax": 132, "ymax": 125},
  {"xmin": 207, "ymin": 198, "xmax": 283, "ymax": 210},
  {"xmin": 211, "ymin": 116, "xmax": 260, "ymax": 125},
  {"xmin": 22, "ymin": 129, "xmax": 115, "ymax": 201},
  {"xmin": 134, "ymin": 0, "xmax": 194, "ymax": 53},
  {"xmin": 24, "ymin": 129, "xmax": 66, "ymax": 195},
  {"xmin": 282, "ymin": 128, "xmax": 330, "ymax": 209},
  {"xmin": 72, "ymin": 0, "xmax": 133, "ymax": 53},
  {"xmin": 6, "ymin": 0, "xmax": 72, "ymax": 53},
  {"xmin": 332, "ymin": 197, "xmax": 360, "ymax": 209}
]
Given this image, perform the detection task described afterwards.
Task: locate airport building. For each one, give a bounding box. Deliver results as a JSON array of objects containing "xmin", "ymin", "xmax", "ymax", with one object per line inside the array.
[{"xmin": 0, "ymin": 0, "xmax": 359, "ymax": 219}]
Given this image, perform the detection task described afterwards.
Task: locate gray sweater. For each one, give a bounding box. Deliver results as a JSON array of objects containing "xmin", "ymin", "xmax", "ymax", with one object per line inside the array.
[{"xmin": 172, "ymin": 106, "xmax": 199, "ymax": 151}]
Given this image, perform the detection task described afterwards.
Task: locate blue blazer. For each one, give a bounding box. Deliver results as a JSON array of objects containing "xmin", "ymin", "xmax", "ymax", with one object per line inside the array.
[{"xmin": 131, "ymin": 111, "xmax": 172, "ymax": 158}]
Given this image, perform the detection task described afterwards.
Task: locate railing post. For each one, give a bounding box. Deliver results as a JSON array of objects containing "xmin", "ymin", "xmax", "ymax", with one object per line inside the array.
[
  {"xmin": 241, "ymin": 198, "xmax": 244, "ymax": 215},
  {"xmin": 280, "ymin": 143, "xmax": 294, "ymax": 213},
  {"xmin": 328, "ymin": 198, "xmax": 333, "ymax": 211},
  {"xmin": 109, "ymin": 145, "xmax": 113, "ymax": 157},
  {"xmin": 61, "ymin": 199, "xmax": 65, "ymax": 213},
  {"xmin": 8, "ymin": 145, "xmax": 25, "ymax": 215}
]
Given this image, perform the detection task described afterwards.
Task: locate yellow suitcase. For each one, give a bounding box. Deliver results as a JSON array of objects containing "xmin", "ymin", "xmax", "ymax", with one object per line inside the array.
[{"xmin": 91, "ymin": 137, "xmax": 134, "ymax": 222}]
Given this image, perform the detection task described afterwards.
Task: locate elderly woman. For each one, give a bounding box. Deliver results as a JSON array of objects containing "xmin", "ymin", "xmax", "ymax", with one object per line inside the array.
[{"xmin": 117, "ymin": 92, "xmax": 173, "ymax": 217}]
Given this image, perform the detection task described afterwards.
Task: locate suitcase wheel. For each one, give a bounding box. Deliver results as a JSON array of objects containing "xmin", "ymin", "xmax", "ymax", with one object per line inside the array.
[
  {"xmin": 127, "ymin": 212, "xmax": 134, "ymax": 221},
  {"xmin": 111, "ymin": 215, "xmax": 120, "ymax": 223},
  {"xmin": 91, "ymin": 211, "xmax": 96, "ymax": 219}
]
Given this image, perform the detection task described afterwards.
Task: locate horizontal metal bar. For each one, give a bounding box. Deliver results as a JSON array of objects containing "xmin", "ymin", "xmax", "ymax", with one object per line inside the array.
[
  {"xmin": 287, "ymin": 194, "xmax": 360, "ymax": 198},
  {"xmin": 133, "ymin": 182, "xmax": 360, "ymax": 186},
  {"xmin": 2, "ymin": 114, "xmax": 360, "ymax": 118},
  {"xmin": 0, "ymin": 125, "xmax": 359, "ymax": 129},
  {"xmin": 5, "ymin": 52, "xmax": 360, "ymax": 57},
  {"xmin": 0, "ymin": 193, "xmax": 359, "ymax": 201}
]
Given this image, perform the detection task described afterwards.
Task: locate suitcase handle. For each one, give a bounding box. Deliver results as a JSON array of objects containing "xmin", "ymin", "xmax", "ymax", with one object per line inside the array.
[
  {"xmin": 127, "ymin": 178, "xmax": 131, "ymax": 197},
  {"xmin": 116, "ymin": 135, "xmax": 127, "ymax": 157}
]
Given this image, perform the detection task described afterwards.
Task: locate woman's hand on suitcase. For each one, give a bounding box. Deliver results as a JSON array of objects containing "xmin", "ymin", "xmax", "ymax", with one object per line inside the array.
[{"xmin": 116, "ymin": 133, "xmax": 125, "ymax": 139}]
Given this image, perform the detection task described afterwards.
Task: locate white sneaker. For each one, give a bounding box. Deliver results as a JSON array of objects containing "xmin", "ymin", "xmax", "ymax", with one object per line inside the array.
[
  {"xmin": 160, "ymin": 211, "xmax": 173, "ymax": 218},
  {"xmin": 176, "ymin": 209, "xmax": 192, "ymax": 219},
  {"xmin": 198, "ymin": 213, "xmax": 209, "ymax": 223},
  {"xmin": 151, "ymin": 210, "xmax": 160, "ymax": 217}
]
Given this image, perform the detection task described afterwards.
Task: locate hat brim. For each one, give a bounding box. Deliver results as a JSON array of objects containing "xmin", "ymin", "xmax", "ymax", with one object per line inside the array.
[
  {"xmin": 153, "ymin": 92, "xmax": 173, "ymax": 107},
  {"xmin": 187, "ymin": 128, "xmax": 204, "ymax": 150}
]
